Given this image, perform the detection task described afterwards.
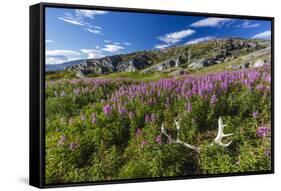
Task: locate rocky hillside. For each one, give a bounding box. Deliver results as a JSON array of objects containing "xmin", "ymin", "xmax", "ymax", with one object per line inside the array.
[{"xmin": 63, "ymin": 38, "xmax": 271, "ymax": 77}]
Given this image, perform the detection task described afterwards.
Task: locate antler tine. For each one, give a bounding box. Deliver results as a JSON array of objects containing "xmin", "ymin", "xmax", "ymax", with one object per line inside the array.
[
  {"xmin": 161, "ymin": 116, "xmax": 233, "ymax": 152},
  {"xmin": 213, "ymin": 117, "xmax": 234, "ymax": 147},
  {"xmin": 161, "ymin": 120, "xmax": 200, "ymax": 152}
]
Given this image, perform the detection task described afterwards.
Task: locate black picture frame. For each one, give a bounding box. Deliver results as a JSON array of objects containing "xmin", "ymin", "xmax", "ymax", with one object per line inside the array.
[{"xmin": 30, "ymin": 2, "xmax": 275, "ymax": 188}]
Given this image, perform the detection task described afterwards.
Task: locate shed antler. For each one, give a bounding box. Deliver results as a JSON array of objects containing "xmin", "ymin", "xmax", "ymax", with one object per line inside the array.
[
  {"xmin": 160, "ymin": 117, "xmax": 233, "ymax": 152},
  {"xmin": 161, "ymin": 120, "xmax": 200, "ymax": 152},
  {"xmin": 213, "ymin": 117, "xmax": 233, "ymax": 147}
]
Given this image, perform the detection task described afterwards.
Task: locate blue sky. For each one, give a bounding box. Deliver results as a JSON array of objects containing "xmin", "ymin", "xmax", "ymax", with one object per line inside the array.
[{"xmin": 45, "ymin": 7, "xmax": 271, "ymax": 65}]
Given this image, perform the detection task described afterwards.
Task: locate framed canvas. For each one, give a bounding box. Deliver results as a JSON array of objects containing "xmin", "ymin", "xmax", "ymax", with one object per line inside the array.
[{"xmin": 30, "ymin": 2, "xmax": 274, "ymax": 188}]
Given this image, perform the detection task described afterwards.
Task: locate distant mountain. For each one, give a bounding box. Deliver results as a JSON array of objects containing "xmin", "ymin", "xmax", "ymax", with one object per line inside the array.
[
  {"xmin": 46, "ymin": 59, "xmax": 86, "ymax": 72},
  {"xmin": 50, "ymin": 38, "xmax": 271, "ymax": 76}
]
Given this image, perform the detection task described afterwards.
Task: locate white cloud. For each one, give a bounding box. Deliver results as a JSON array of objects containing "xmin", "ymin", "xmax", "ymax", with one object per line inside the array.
[
  {"xmin": 252, "ymin": 30, "xmax": 271, "ymax": 39},
  {"xmin": 94, "ymin": 26, "xmax": 102, "ymax": 30},
  {"xmin": 101, "ymin": 44, "xmax": 124, "ymax": 53},
  {"xmin": 92, "ymin": 10, "xmax": 108, "ymax": 15},
  {"xmin": 185, "ymin": 36, "xmax": 215, "ymax": 45},
  {"xmin": 46, "ymin": 49, "xmax": 82, "ymax": 65},
  {"xmin": 58, "ymin": 11, "xmax": 106, "ymax": 34},
  {"xmin": 242, "ymin": 21, "xmax": 260, "ymax": 28},
  {"xmin": 236, "ymin": 20, "xmax": 260, "ymax": 28},
  {"xmin": 46, "ymin": 50, "xmax": 81, "ymax": 57},
  {"xmin": 104, "ymin": 40, "xmax": 111, "ymax": 43},
  {"xmin": 190, "ymin": 18, "xmax": 232, "ymax": 27},
  {"xmin": 46, "ymin": 40, "xmax": 54, "ymax": 43},
  {"xmin": 158, "ymin": 29, "xmax": 195, "ymax": 44},
  {"xmin": 155, "ymin": 29, "xmax": 195, "ymax": 49},
  {"xmin": 75, "ymin": 9, "xmax": 108, "ymax": 19},
  {"xmin": 80, "ymin": 49, "xmax": 105, "ymax": 59},
  {"xmin": 122, "ymin": 42, "xmax": 131, "ymax": 46},
  {"xmin": 155, "ymin": 44, "xmax": 172, "ymax": 49},
  {"xmin": 58, "ymin": 13, "xmax": 84, "ymax": 26},
  {"xmin": 86, "ymin": 28, "xmax": 101, "ymax": 34}
]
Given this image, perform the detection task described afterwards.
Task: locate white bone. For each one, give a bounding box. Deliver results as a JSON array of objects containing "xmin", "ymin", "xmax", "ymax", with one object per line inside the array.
[
  {"xmin": 161, "ymin": 120, "xmax": 200, "ymax": 152},
  {"xmin": 160, "ymin": 116, "xmax": 234, "ymax": 152},
  {"xmin": 213, "ymin": 117, "xmax": 233, "ymax": 147}
]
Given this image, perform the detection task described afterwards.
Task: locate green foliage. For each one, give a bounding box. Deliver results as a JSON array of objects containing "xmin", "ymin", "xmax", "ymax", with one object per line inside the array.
[{"xmin": 45, "ymin": 66, "xmax": 271, "ymax": 184}]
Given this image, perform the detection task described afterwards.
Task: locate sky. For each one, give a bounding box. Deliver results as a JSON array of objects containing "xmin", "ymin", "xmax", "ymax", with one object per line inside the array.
[{"xmin": 45, "ymin": 7, "xmax": 271, "ymax": 65}]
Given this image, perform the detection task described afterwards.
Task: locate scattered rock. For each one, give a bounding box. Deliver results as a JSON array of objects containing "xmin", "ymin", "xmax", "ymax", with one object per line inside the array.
[
  {"xmin": 253, "ymin": 59, "xmax": 269, "ymax": 68},
  {"xmin": 228, "ymin": 63, "xmax": 250, "ymax": 69}
]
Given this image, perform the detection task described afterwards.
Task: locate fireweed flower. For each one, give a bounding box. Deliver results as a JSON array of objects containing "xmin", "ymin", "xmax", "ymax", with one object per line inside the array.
[
  {"xmin": 256, "ymin": 126, "xmax": 271, "ymax": 137},
  {"xmin": 58, "ymin": 135, "xmax": 66, "ymax": 146},
  {"xmin": 256, "ymin": 84, "xmax": 264, "ymax": 91},
  {"xmin": 140, "ymin": 140, "xmax": 148, "ymax": 148},
  {"xmin": 60, "ymin": 91, "xmax": 66, "ymax": 97},
  {"xmin": 187, "ymin": 102, "xmax": 192, "ymax": 113},
  {"xmin": 128, "ymin": 111, "xmax": 135, "ymax": 119},
  {"xmin": 118, "ymin": 106, "xmax": 128, "ymax": 115},
  {"xmin": 135, "ymin": 128, "xmax": 142, "ymax": 136},
  {"xmin": 145, "ymin": 115, "xmax": 151, "ymax": 123},
  {"xmin": 73, "ymin": 88, "xmax": 80, "ymax": 95},
  {"xmin": 91, "ymin": 113, "xmax": 97, "ymax": 124},
  {"xmin": 150, "ymin": 113, "xmax": 157, "ymax": 122},
  {"xmin": 69, "ymin": 142, "xmax": 79, "ymax": 151},
  {"xmin": 103, "ymin": 104, "xmax": 112, "ymax": 115},
  {"xmin": 265, "ymin": 75, "xmax": 271, "ymax": 83},
  {"xmin": 264, "ymin": 149, "xmax": 271, "ymax": 157},
  {"xmin": 252, "ymin": 111, "xmax": 260, "ymax": 119},
  {"xmin": 210, "ymin": 94, "xmax": 218, "ymax": 105},
  {"xmin": 156, "ymin": 135, "xmax": 162, "ymax": 144}
]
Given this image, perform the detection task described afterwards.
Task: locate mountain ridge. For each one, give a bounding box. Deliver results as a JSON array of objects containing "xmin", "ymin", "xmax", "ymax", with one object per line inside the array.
[{"xmin": 47, "ymin": 38, "xmax": 271, "ymax": 77}]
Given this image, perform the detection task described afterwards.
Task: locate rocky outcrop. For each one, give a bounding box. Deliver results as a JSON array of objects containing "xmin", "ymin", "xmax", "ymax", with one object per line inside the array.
[
  {"xmin": 142, "ymin": 57, "xmax": 180, "ymax": 73},
  {"xmin": 67, "ymin": 53, "xmax": 152, "ymax": 75},
  {"xmin": 61, "ymin": 38, "xmax": 270, "ymax": 76}
]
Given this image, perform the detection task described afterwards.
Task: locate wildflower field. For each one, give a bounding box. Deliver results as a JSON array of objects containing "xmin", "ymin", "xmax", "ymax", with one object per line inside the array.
[{"xmin": 45, "ymin": 65, "xmax": 272, "ymax": 184}]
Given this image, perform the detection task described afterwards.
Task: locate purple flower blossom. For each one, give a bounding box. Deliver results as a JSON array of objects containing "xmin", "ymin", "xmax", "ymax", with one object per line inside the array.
[
  {"xmin": 103, "ymin": 104, "xmax": 112, "ymax": 115},
  {"xmin": 156, "ymin": 135, "xmax": 162, "ymax": 144},
  {"xmin": 256, "ymin": 84, "xmax": 264, "ymax": 91},
  {"xmin": 210, "ymin": 94, "xmax": 218, "ymax": 105},
  {"xmin": 148, "ymin": 98, "xmax": 156, "ymax": 105},
  {"xmin": 73, "ymin": 88, "xmax": 80, "ymax": 95},
  {"xmin": 60, "ymin": 91, "xmax": 66, "ymax": 97},
  {"xmin": 145, "ymin": 114, "xmax": 151, "ymax": 123},
  {"xmin": 264, "ymin": 149, "xmax": 271, "ymax": 157},
  {"xmin": 252, "ymin": 111, "xmax": 260, "ymax": 119},
  {"xmin": 256, "ymin": 126, "xmax": 271, "ymax": 137},
  {"xmin": 118, "ymin": 106, "xmax": 128, "ymax": 115},
  {"xmin": 135, "ymin": 128, "xmax": 142, "ymax": 136},
  {"xmin": 150, "ymin": 113, "xmax": 157, "ymax": 122},
  {"xmin": 187, "ymin": 102, "xmax": 192, "ymax": 113},
  {"xmin": 91, "ymin": 113, "xmax": 97, "ymax": 124},
  {"xmin": 69, "ymin": 142, "xmax": 79, "ymax": 151},
  {"xmin": 265, "ymin": 75, "xmax": 271, "ymax": 83},
  {"xmin": 140, "ymin": 140, "xmax": 148, "ymax": 148},
  {"xmin": 58, "ymin": 135, "xmax": 66, "ymax": 146},
  {"xmin": 128, "ymin": 111, "xmax": 135, "ymax": 119}
]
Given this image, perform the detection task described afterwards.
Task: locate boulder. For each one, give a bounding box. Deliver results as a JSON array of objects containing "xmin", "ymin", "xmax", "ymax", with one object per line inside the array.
[
  {"xmin": 188, "ymin": 61, "xmax": 204, "ymax": 69},
  {"xmin": 253, "ymin": 59, "xmax": 269, "ymax": 68}
]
